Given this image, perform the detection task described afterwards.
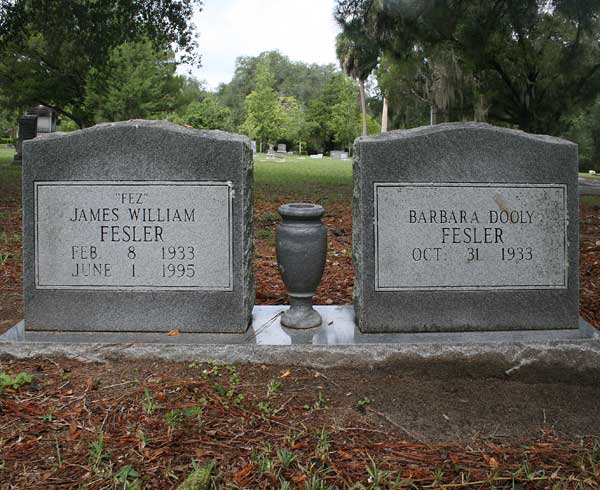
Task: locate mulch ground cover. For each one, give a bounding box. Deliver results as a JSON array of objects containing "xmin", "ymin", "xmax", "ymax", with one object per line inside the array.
[
  {"xmin": 0, "ymin": 357, "xmax": 599, "ymax": 489},
  {"xmin": 0, "ymin": 168, "xmax": 22, "ymax": 334},
  {"xmin": 580, "ymin": 200, "xmax": 600, "ymax": 328}
]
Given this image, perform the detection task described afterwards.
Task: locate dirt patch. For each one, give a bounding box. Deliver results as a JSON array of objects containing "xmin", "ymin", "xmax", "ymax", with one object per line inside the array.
[{"xmin": 0, "ymin": 357, "xmax": 598, "ymax": 488}]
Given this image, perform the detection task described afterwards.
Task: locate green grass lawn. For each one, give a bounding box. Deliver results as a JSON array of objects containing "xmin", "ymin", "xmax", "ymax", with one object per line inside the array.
[
  {"xmin": 0, "ymin": 147, "xmax": 15, "ymax": 165},
  {"xmin": 0, "ymin": 151, "xmax": 353, "ymax": 201},
  {"xmin": 254, "ymin": 154, "xmax": 352, "ymax": 203},
  {"xmin": 582, "ymin": 195, "xmax": 600, "ymax": 207},
  {"xmin": 0, "ymin": 149, "xmax": 19, "ymax": 196}
]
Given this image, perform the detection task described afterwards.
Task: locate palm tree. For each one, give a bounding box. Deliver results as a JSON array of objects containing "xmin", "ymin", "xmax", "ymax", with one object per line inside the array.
[{"xmin": 335, "ymin": 29, "xmax": 379, "ymax": 136}]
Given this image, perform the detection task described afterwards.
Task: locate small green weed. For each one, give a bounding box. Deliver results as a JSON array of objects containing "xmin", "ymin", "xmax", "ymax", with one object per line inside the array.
[
  {"xmin": 164, "ymin": 408, "xmax": 183, "ymax": 429},
  {"xmin": 304, "ymin": 392, "xmax": 327, "ymax": 411},
  {"xmin": 304, "ymin": 474, "xmax": 328, "ymax": 490},
  {"xmin": 183, "ymin": 406, "xmax": 204, "ymax": 429},
  {"xmin": 177, "ymin": 460, "xmax": 215, "ymax": 490},
  {"xmin": 267, "ymin": 379, "xmax": 283, "ymax": 396},
  {"xmin": 252, "ymin": 446, "xmax": 274, "ymax": 474},
  {"xmin": 41, "ymin": 407, "xmax": 56, "ymax": 423},
  {"xmin": 136, "ymin": 428, "xmax": 148, "ymax": 449},
  {"xmin": 114, "ymin": 465, "xmax": 142, "ymax": 490},
  {"xmin": 213, "ymin": 382, "xmax": 227, "ymax": 397},
  {"xmin": 357, "ymin": 397, "xmax": 371, "ymax": 413},
  {"xmin": 0, "ymin": 372, "xmax": 33, "ymax": 393},
  {"xmin": 89, "ymin": 433, "xmax": 110, "ymax": 468},
  {"xmin": 256, "ymin": 401, "xmax": 273, "ymax": 415},
  {"xmin": 256, "ymin": 229, "xmax": 274, "ymax": 240},
  {"xmin": 315, "ymin": 427, "xmax": 330, "ymax": 460},
  {"xmin": 277, "ymin": 447, "xmax": 296, "ymax": 468},
  {"xmin": 431, "ymin": 468, "xmax": 444, "ymax": 485},
  {"xmin": 142, "ymin": 388, "xmax": 164, "ymax": 415},
  {"xmin": 366, "ymin": 454, "xmax": 391, "ymax": 488},
  {"xmin": 183, "ymin": 406, "xmax": 203, "ymax": 417},
  {"xmin": 229, "ymin": 371, "xmax": 240, "ymax": 386},
  {"xmin": 314, "ymin": 392, "xmax": 326, "ymax": 409}
]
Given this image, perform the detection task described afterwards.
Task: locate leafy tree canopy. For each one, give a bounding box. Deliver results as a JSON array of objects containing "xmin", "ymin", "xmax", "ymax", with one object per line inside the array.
[
  {"xmin": 218, "ymin": 50, "xmax": 338, "ymax": 130},
  {"xmin": 240, "ymin": 60, "xmax": 284, "ymax": 148},
  {"xmin": 178, "ymin": 94, "xmax": 233, "ymax": 131},
  {"xmin": 85, "ymin": 40, "xmax": 185, "ymax": 123},
  {"xmin": 0, "ymin": 104, "xmax": 18, "ymax": 138},
  {"xmin": 335, "ymin": 0, "xmax": 600, "ymax": 134},
  {"xmin": 0, "ymin": 0, "xmax": 201, "ymax": 127},
  {"xmin": 306, "ymin": 73, "xmax": 370, "ymax": 152}
]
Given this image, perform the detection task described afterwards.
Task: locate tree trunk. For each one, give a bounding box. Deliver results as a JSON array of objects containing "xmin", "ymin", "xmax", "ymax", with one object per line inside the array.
[
  {"xmin": 359, "ymin": 79, "xmax": 367, "ymax": 136},
  {"xmin": 381, "ymin": 96, "xmax": 388, "ymax": 132}
]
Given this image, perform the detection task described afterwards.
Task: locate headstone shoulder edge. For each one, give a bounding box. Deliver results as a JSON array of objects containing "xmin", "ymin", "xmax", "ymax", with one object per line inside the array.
[
  {"xmin": 22, "ymin": 120, "xmax": 252, "ymax": 149},
  {"xmin": 353, "ymin": 122, "xmax": 577, "ymax": 148}
]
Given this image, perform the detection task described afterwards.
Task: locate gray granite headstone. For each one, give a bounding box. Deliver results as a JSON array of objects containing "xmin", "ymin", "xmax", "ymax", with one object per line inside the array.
[
  {"xmin": 353, "ymin": 122, "xmax": 579, "ymax": 333},
  {"xmin": 14, "ymin": 115, "xmax": 38, "ymax": 163},
  {"xmin": 28, "ymin": 105, "xmax": 57, "ymax": 133},
  {"xmin": 23, "ymin": 120, "xmax": 254, "ymax": 333}
]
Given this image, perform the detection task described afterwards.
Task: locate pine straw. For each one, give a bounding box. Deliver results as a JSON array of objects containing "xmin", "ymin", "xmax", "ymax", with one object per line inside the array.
[
  {"xmin": 0, "ymin": 358, "xmax": 598, "ymax": 489},
  {"xmin": 580, "ymin": 204, "xmax": 600, "ymax": 328}
]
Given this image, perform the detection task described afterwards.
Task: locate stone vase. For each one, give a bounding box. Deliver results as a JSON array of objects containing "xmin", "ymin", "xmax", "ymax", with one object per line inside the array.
[{"xmin": 276, "ymin": 203, "xmax": 327, "ymax": 329}]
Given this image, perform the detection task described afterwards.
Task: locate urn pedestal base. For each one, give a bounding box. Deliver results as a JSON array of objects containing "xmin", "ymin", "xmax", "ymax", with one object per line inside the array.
[{"xmin": 281, "ymin": 297, "xmax": 322, "ymax": 329}]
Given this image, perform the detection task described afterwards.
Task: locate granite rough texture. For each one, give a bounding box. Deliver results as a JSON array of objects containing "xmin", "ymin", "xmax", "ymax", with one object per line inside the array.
[
  {"xmin": 353, "ymin": 122, "xmax": 579, "ymax": 333},
  {"xmin": 1, "ymin": 335, "xmax": 600, "ymax": 386},
  {"xmin": 23, "ymin": 120, "xmax": 254, "ymax": 333},
  {"xmin": 14, "ymin": 115, "xmax": 38, "ymax": 162}
]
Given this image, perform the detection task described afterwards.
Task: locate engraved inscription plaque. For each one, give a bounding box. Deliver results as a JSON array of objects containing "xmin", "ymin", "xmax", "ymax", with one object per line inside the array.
[
  {"xmin": 35, "ymin": 181, "xmax": 233, "ymax": 291},
  {"xmin": 375, "ymin": 183, "xmax": 567, "ymax": 291}
]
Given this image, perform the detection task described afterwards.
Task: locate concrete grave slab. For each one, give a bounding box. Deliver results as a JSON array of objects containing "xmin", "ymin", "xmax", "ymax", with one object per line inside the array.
[{"xmin": 1, "ymin": 309, "xmax": 598, "ymax": 383}]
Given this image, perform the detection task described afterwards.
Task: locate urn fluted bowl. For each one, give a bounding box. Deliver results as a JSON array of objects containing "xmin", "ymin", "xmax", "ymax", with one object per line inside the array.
[{"xmin": 276, "ymin": 203, "xmax": 327, "ymax": 329}]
